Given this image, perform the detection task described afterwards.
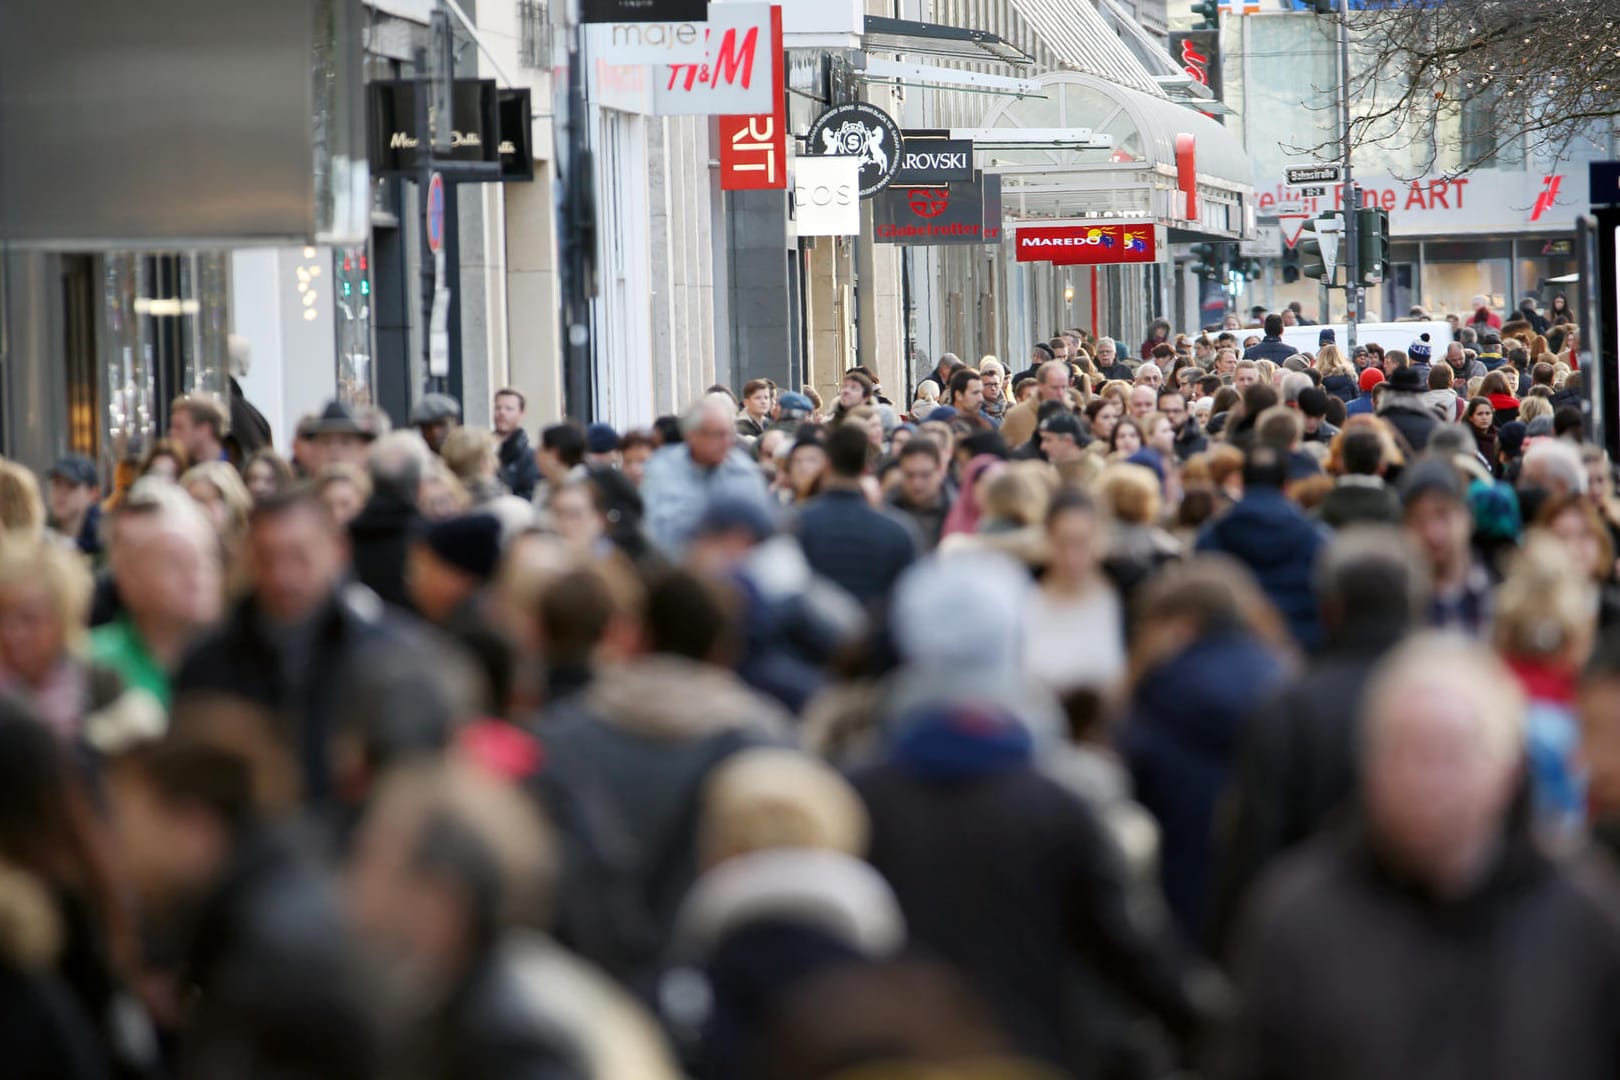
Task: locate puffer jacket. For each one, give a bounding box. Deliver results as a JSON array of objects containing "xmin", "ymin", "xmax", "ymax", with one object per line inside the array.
[{"xmin": 1195, "ymin": 490, "xmax": 1330, "ymax": 651}]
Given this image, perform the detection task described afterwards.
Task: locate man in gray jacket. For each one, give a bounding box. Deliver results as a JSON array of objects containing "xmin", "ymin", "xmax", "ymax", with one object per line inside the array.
[{"xmin": 642, "ymin": 398, "xmax": 771, "ymax": 555}]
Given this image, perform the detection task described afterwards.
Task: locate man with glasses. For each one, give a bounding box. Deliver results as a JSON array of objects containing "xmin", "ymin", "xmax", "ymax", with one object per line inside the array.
[
  {"xmin": 1157, "ymin": 388, "xmax": 1206, "ymax": 460},
  {"xmin": 979, "ymin": 358, "xmax": 1008, "ymax": 428}
]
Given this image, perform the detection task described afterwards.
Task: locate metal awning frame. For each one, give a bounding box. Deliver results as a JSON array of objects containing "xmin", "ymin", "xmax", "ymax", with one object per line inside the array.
[
  {"xmin": 861, "ymin": 15, "xmax": 1033, "ymax": 65},
  {"xmin": 857, "ymin": 58, "xmax": 1046, "ymax": 98}
]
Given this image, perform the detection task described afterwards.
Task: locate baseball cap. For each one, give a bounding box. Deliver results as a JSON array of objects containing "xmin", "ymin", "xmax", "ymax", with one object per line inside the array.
[
  {"xmin": 48, "ymin": 454, "xmax": 97, "ymax": 488},
  {"xmin": 776, "ymin": 392, "xmax": 814, "ymax": 418},
  {"xmin": 1038, "ymin": 412, "xmax": 1085, "ymax": 442}
]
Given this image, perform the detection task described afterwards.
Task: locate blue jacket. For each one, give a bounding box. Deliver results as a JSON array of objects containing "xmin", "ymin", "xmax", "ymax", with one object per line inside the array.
[
  {"xmin": 1321, "ymin": 373, "xmax": 1359, "ymax": 404},
  {"xmin": 1243, "ymin": 336, "xmax": 1296, "ymax": 366},
  {"xmin": 1195, "ymin": 489, "xmax": 1329, "ymax": 650},
  {"xmin": 1121, "ymin": 632, "xmax": 1287, "ymax": 938},
  {"xmin": 794, "ymin": 489, "xmax": 917, "ymax": 608},
  {"xmin": 1344, "ymin": 394, "xmax": 1375, "ymax": 418}
]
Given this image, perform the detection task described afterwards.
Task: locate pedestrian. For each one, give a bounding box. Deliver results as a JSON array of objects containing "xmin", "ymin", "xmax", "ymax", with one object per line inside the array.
[
  {"xmin": 885, "ymin": 437, "xmax": 952, "ymax": 551},
  {"xmin": 168, "ymin": 394, "xmax": 229, "ymax": 466},
  {"xmin": 1195, "ymin": 445, "xmax": 1331, "ymax": 650},
  {"xmin": 735, "ymin": 379, "xmax": 774, "ymax": 440},
  {"xmin": 410, "ymin": 392, "xmax": 462, "ymax": 456},
  {"xmin": 348, "ymin": 432, "xmax": 430, "ymax": 611},
  {"xmin": 1242, "ymin": 314, "xmax": 1294, "ymax": 366},
  {"xmin": 241, "ymin": 449, "xmax": 296, "ymax": 502},
  {"xmin": 45, "ymin": 454, "xmax": 103, "ymax": 560},
  {"xmin": 641, "ymin": 399, "xmax": 771, "ymax": 555},
  {"xmin": 794, "ymin": 423, "xmax": 916, "ymax": 608},
  {"xmin": 1023, "ymin": 487, "xmax": 1126, "ymax": 695},
  {"xmin": 492, "ymin": 387, "xmax": 540, "ymax": 500},
  {"xmin": 1215, "ymin": 635, "xmax": 1620, "ymax": 1080},
  {"xmin": 1400, "ymin": 458, "xmax": 1494, "ymax": 636}
]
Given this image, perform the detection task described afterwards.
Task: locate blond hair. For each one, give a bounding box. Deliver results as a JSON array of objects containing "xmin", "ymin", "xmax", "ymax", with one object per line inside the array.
[
  {"xmin": 440, "ymin": 426, "xmax": 499, "ymax": 484},
  {"xmin": 700, "ymin": 748, "xmax": 869, "ymax": 868},
  {"xmin": 180, "ymin": 461, "xmax": 253, "ymax": 537},
  {"xmin": 0, "ymin": 461, "xmax": 43, "ymax": 536},
  {"xmin": 1517, "ymin": 396, "xmax": 1553, "ymax": 425},
  {"xmin": 1493, "ymin": 535, "xmax": 1596, "ymax": 664},
  {"xmin": 0, "ymin": 537, "xmax": 93, "ymax": 650},
  {"xmin": 1098, "ymin": 463, "xmax": 1161, "ymax": 525}
]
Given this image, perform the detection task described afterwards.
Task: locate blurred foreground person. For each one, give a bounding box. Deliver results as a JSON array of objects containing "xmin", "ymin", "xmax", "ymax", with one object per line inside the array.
[
  {"xmin": 1216, "ymin": 635, "xmax": 1620, "ymax": 1080},
  {"xmin": 1210, "ymin": 529, "xmax": 1426, "ymax": 954},
  {"xmin": 349, "ymin": 432, "xmax": 430, "ymax": 611},
  {"xmin": 105, "ymin": 734, "xmax": 377, "ymax": 1079},
  {"xmin": 642, "ymin": 399, "xmax": 771, "ymax": 556}
]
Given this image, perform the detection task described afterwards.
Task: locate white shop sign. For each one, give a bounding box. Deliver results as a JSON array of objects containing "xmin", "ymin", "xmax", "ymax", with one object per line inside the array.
[
  {"xmin": 1255, "ymin": 169, "xmax": 1582, "ymax": 237},
  {"xmin": 791, "ymin": 157, "xmax": 860, "ymax": 236},
  {"xmin": 587, "ymin": 5, "xmax": 764, "ymax": 65},
  {"xmin": 592, "ymin": 3, "xmax": 774, "ymax": 116}
]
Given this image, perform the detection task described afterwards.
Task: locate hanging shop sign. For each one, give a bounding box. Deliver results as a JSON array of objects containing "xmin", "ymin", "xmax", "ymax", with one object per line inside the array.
[
  {"xmin": 891, "ymin": 131, "xmax": 974, "ymax": 186},
  {"xmin": 497, "ymin": 88, "xmax": 534, "ymax": 182},
  {"xmin": 1167, "ymin": 29, "xmax": 1221, "ymax": 103},
  {"xmin": 805, "ymin": 102, "xmax": 903, "ymax": 198},
  {"xmin": 792, "ymin": 156, "xmax": 861, "ymax": 236},
  {"xmin": 872, "ymin": 172, "xmax": 1002, "ymax": 245},
  {"xmin": 583, "ymin": 0, "xmax": 705, "ymax": 27},
  {"xmin": 370, "ymin": 79, "xmax": 502, "ymax": 178},
  {"xmin": 1014, "ymin": 223, "xmax": 1160, "ymax": 265},
  {"xmin": 590, "ymin": 4, "xmax": 775, "ymax": 115},
  {"xmin": 717, "ymin": 6, "xmax": 786, "ymax": 189}
]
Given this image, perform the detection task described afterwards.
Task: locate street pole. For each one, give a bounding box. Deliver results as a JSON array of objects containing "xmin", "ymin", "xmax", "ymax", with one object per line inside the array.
[{"xmin": 1337, "ymin": 0, "xmax": 1362, "ymax": 346}]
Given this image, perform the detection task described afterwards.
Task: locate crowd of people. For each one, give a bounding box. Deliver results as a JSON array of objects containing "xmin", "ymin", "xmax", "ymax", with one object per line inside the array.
[{"xmin": 1, "ymin": 291, "xmax": 1619, "ymax": 1079}]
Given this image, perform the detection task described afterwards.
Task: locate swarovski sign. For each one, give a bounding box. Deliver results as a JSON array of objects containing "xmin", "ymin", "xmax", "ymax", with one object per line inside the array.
[{"xmin": 892, "ymin": 132, "xmax": 974, "ymax": 186}]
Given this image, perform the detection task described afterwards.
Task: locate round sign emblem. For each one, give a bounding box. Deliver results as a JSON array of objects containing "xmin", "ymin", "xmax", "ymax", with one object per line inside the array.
[
  {"xmin": 807, "ymin": 103, "xmax": 903, "ymax": 198},
  {"xmin": 426, "ymin": 172, "xmax": 446, "ymax": 255}
]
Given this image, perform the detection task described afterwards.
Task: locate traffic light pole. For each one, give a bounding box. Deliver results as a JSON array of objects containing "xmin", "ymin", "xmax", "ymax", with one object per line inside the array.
[{"xmin": 1337, "ymin": 0, "xmax": 1362, "ymax": 346}]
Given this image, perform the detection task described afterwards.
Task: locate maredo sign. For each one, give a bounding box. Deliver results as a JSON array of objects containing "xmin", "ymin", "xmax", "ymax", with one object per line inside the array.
[{"xmin": 1015, "ymin": 223, "xmax": 1159, "ymax": 265}]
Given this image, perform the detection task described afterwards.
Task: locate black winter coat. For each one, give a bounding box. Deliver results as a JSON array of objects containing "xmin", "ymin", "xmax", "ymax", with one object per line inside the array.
[
  {"xmin": 853, "ymin": 756, "xmax": 1207, "ymax": 1072},
  {"xmin": 348, "ymin": 489, "xmax": 421, "ymax": 612},
  {"xmin": 1317, "ymin": 481, "xmax": 1402, "ymax": 529},
  {"xmin": 1215, "ymin": 826, "xmax": 1620, "ymax": 1080},
  {"xmin": 1377, "ymin": 401, "xmax": 1440, "ymax": 453},
  {"xmin": 498, "ymin": 428, "xmax": 540, "ymax": 501},
  {"xmin": 794, "ymin": 490, "xmax": 917, "ymax": 608}
]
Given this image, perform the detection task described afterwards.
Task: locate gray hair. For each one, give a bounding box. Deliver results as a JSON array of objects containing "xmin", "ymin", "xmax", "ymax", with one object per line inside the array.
[
  {"xmin": 682, "ymin": 395, "xmax": 736, "ymax": 436},
  {"xmin": 1522, "ymin": 438, "xmax": 1588, "ymax": 496},
  {"xmin": 1425, "ymin": 425, "xmax": 1476, "ymax": 461},
  {"xmin": 369, "ymin": 430, "xmax": 431, "ymax": 501},
  {"xmin": 1280, "ymin": 371, "xmax": 1314, "ymax": 405}
]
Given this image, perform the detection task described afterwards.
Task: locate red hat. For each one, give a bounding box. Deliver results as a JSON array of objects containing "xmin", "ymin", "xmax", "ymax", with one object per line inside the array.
[{"xmin": 1359, "ymin": 367, "xmax": 1385, "ymax": 392}]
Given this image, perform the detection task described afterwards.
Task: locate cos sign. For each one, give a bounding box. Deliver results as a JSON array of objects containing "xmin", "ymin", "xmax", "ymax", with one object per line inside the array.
[{"xmin": 792, "ymin": 157, "xmax": 860, "ymax": 236}]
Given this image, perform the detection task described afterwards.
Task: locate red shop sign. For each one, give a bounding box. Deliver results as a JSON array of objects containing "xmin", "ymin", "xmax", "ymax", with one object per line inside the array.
[
  {"xmin": 1014, "ymin": 223, "xmax": 1158, "ymax": 265},
  {"xmin": 717, "ymin": 6, "xmax": 785, "ymax": 190}
]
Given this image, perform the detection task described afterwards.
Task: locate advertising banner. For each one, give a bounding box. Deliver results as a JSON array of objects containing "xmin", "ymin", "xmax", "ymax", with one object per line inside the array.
[
  {"xmin": 717, "ymin": 6, "xmax": 785, "ymax": 189},
  {"xmin": 872, "ymin": 173, "xmax": 1002, "ymax": 245},
  {"xmin": 1014, "ymin": 223, "xmax": 1159, "ymax": 265}
]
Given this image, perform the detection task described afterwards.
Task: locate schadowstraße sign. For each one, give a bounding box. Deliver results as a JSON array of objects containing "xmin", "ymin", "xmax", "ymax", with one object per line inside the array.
[
  {"xmin": 892, "ymin": 131, "xmax": 974, "ymax": 186},
  {"xmin": 872, "ymin": 172, "xmax": 1002, "ymax": 245},
  {"xmin": 807, "ymin": 102, "xmax": 903, "ymax": 198}
]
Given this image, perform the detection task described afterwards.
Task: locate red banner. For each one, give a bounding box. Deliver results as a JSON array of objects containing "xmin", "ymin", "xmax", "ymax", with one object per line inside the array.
[
  {"xmin": 1014, "ymin": 224, "xmax": 1157, "ymax": 265},
  {"xmin": 717, "ymin": 6, "xmax": 785, "ymax": 190}
]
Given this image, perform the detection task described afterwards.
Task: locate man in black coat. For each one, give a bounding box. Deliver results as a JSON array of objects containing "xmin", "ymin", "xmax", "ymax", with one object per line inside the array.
[
  {"xmin": 1214, "ymin": 636, "xmax": 1620, "ymax": 1080},
  {"xmin": 347, "ymin": 432, "xmax": 426, "ymax": 612},
  {"xmin": 174, "ymin": 489, "xmax": 449, "ymax": 808},
  {"xmin": 1241, "ymin": 314, "xmax": 1296, "ymax": 366},
  {"xmin": 1374, "ymin": 364, "xmax": 1440, "ymax": 453},
  {"xmin": 1317, "ymin": 429, "xmax": 1402, "ymax": 529},
  {"xmin": 793, "ymin": 424, "xmax": 917, "ymax": 608},
  {"xmin": 1208, "ymin": 530, "xmax": 1424, "ymax": 955},
  {"xmin": 493, "ymin": 388, "xmax": 540, "ymax": 500}
]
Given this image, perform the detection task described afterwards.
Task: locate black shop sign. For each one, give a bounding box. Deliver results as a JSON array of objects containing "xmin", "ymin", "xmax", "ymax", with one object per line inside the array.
[
  {"xmin": 370, "ymin": 79, "xmax": 533, "ymax": 182},
  {"xmin": 582, "ymin": 0, "xmax": 706, "ymax": 24},
  {"xmin": 892, "ymin": 131, "xmax": 974, "ymax": 186},
  {"xmin": 872, "ymin": 172, "xmax": 1002, "ymax": 246}
]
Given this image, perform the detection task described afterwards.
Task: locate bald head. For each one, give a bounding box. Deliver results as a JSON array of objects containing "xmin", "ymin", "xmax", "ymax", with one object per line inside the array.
[{"xmin": 1361, "ymin": 635, "xmax": 1525, "ymax": 894}]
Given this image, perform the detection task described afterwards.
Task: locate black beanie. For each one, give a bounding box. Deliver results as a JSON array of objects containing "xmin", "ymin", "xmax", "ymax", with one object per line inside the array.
[{"xmin": 423, "ymin": 514, "xmax": 503, "ymax": 581}]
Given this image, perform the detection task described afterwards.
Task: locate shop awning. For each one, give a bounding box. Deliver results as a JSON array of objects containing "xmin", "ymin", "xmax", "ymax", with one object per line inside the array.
[
  {"xmin": 977, "ymin": 71, "xmax": 1254, "ymax": 240},
  {"xmin": 1001, "ymin": 0, "xmax": 1166, "ymax": 98},
  {"xmin": 861, "ymin": 16, "xmax": 1033, "ymax": 66}
]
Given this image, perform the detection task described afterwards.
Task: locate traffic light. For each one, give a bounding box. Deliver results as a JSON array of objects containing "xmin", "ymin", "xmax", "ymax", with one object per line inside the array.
[
  {"xmin": 1236, "ymin": 257, "xmax": 1264, "ymax": 280},
  {"xmin": 1192, "ymin": 0, "xmax": 1219, "ymax": 28},
  {"xmin": 1281, "ymin": 247, "xmax": 1301, "ymax": 284},
  {"xmin": 1357, "ymin": 206, "xmax": 1390, "ymax": 285},
  {"xmin": 1297, "ymin": 214, "xmax": 1341, "ymax": 282},
  {"xmin": 1189, "ymin": 242, "xmax": 1223, "ymax": 280}
]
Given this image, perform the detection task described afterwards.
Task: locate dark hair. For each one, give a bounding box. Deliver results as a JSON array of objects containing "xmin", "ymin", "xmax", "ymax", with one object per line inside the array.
[
  {"xmin": 644, "ymin": 567, "xmax": 736, "ymax": 662},
  {"xmin": 1554, "ymin": 406, "xmax": 1585, "ymax": 439},
  {"xmin": 1264, "ymin": 313, "xmax": 1285, "ymax": 337},
  {"xmin": 1532, "ymin": 362, "xmax": 1556, "ymax": 386},
  {"xmin": 1045, "ymin": 485, "xmax": 1097, "ymax": 527},
  {"xmin": 825, "ymin": 422, "xmax": 871, "ymax": 479},
  {"xmin": 1241, "ymin": 383, "xmax": 1281, "ymax": 419},
  {"xmin": 1429, "ymin": 364, "xmax": 1453, "ymax": 390},
  {"xmin": 248, "ymin": 485, "xmax": 340, "ymax": 535},
  {"xmin": 1032, "ymin": 342, "xmax": 1055, "ymax": 361},
  {"xmin": 947, "ymin": 367, "xmax": 981, "ymax": 404},
  {"xmin": 116, "ymin": 736, "xmax": 257, "ymax": 830},
  {"xmin": 1325, "ymin": 395, "xmax": 1347, "ymax": 428},
  {"xmin": 540, "ymin": 422, "xmax": 586, "ymax": 468},
  {"xmin": 171, "ymin": 394, "xmax": 230, "ymax": 439},
  {"xmin": 898, "ymin": 436, "xmax": 943, "ymax": 467},
  {"xmin": 493, "ymin": 387, "xmax": 526, "ymax": 411},
  {"xmin": 243, "ymin": 449, "xmax": 296, "ymax": 493},
  {"xmin": 1197, "ymin": 374, "xmax": 1223, "ymax": 398},
  {"xmin": 1210, "ymin": 386, "xmax": 1241, "ymax": 416},
  {"xmin": 1157, "ymin": 387, "xmax": 1185, "ymax": 407},
  {"xmin": 1481, "ymin": 372, "xmax": 1513, "ymax": 398},
  {"xmin": 540, "ymin": 562, "xmax": 639, "ymax": 667},
  {"xmin": 1340, "ymin": 428, "xmax": 1385, "ymax": 476},
  {"xmin": 741, "ymin": 379, "xmax": 771, "ymax": 400},
  {"xmin": 652, "ymin": 416, "xmax": 684, "ymax": 446},
  {"xmin": 620, "ymin": 429, "xmax": 656, "ymax": 454},
  {"xmin": 1242, "ymin": 444, "xmax": 1289, "ymax": 489}
]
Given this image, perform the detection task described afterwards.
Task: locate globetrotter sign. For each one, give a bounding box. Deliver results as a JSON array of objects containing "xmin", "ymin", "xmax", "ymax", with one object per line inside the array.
[
  {"xmin": 1014, "ymin": 223, "xmax": 1159, "ymax": 265},
  {"xmin": 872, "ymin": 173, "xmax": 1002, "ymax": 245}
]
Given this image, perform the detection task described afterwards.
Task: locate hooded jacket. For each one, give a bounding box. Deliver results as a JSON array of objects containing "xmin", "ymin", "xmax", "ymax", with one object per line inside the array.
[{"xmin": 1195, "ymin": 490, "xmax": 1330, "ymax": 650}]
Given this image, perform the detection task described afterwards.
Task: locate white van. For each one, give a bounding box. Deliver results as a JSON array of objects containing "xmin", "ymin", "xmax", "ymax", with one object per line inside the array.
[{"xmin": 1278, "ymin": 320, "xmax": 1453, "ymax": 358}]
